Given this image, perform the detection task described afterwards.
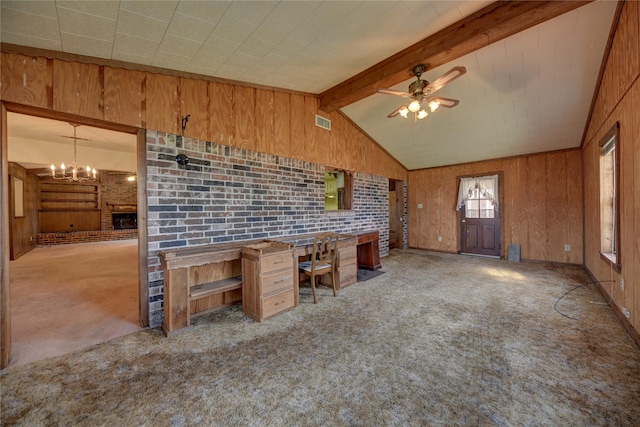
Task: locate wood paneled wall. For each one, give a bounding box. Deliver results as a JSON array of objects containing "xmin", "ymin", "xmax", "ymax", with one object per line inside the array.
[
  {"xmin": 582, "ymin": 0, "xmax": 640, "ymax": 340},
  {"xmin": 0, "ymin": 50, "xmax": 407, "ymax": 181},
  {"xmin": 408, "ymin": 149, "xmax": 583, "ymax": 264},
  {"xmin": 8, "ymin": 163, "xmax": 37, "ymax": 260}
]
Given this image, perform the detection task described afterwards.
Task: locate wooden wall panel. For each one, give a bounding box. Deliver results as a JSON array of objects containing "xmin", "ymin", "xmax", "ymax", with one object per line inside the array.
[
  {"xmin": 289, "ymin": 94, "xmax": 305, "ymax": 160},
  {"xmin": 582, "ymin": 0, "xmax": 640, "ymax": 339},
  {"xmin": 526, "ymin": 154, "xmax": 548, "ymax": 261},
  {"xmin": 146, "ymin": 73, "xmax": 180, "ymax": 135},
  {"xmin": 546, "ymin": 152, "xmax": 568, "ymax": 262},
  {"xmin": 208, "ymin": 82, "xmax": 234, "ymax": 145},
  {"xmin": 0, "ymin": 50, "xmax": 408, "ymax": 183},
  {"xmin": 233, "ymin": 86, "xmax": 255, "ymax": 151},
  {"xmin": 0, "ymin": 53, "xmax": 50, "ymax": 108},
  {"xmin": 303, "ymin": 96, "xmax": 319, "ymax": 163},
  {"xmin": 407, "ymin": 150, "xmax": 582, "ymax": 263},
  {"xmin": 180, "ymin": 78, "xmax": 209, "ymax": 141},
  {"xmin": 53, "ymin": 60, "xmax": 102, "ymax": 119},
  {"xmin": 566, "ymin": 150, "xmax": 583, "ymax": 265},
  {"xmin": 255, "ymin": 89, "xmax": 274, "ymax": 155},
  {"xmin": 273, "ymin": 91, "xmax": 290, "ymax": 157},
  {"xmin": 104, "ymin": 67, "xmax": 145, "ymax": 128}
]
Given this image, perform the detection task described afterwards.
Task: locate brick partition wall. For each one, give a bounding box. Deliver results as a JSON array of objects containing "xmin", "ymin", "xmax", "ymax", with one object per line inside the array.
[
  {"xmin": 37, "ymin": 229, "xmax": 138, "ymax": 245},
  {"xmin": 145, "ymin": 131, "xmax": 393, "ymax": 327}
]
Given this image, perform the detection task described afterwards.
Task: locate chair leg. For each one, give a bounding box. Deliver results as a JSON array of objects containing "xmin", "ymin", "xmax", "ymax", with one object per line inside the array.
[
  {"xmin": 310, "ymin": 275, "xmax": 318, "ymax": 304},
  {"xmin": 330, "ymin": 269, "xmax": 337, "ymax": 297}
]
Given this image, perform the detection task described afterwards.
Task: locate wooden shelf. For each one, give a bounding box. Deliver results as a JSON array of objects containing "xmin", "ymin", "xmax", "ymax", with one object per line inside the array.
[
  {"xmin": 190, "ymin": 276, "xmax": 242, "ymax": 300},
  {"xmin": 41, "ymin": 189, "xmax": 97, "ymax": 194},
  {"xmin": 41, "ymin": 198, "xmax": 97, "ymax": 203}
]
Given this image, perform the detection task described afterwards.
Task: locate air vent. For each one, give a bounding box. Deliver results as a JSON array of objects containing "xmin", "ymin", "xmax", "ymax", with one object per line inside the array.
[{"xmin": 315, "ymin": 114, "xmax": 331, "ymax": 130}]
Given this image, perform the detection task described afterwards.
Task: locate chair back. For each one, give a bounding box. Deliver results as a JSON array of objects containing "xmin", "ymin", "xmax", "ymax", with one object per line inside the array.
[{"xmin": 311, "ymin": 232, "xmax": 338, "ymax": 268}]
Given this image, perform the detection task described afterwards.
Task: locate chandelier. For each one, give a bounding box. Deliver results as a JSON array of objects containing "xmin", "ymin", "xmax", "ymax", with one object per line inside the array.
[{"xmin": 50, "ymin": 124, "xmax": 97, "ymax": 182}]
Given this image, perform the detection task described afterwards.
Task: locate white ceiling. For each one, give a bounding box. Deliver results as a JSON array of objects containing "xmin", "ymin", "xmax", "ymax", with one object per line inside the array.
[{"xmin": 1, "ymin": 1, "xmax": 617, "ymax": 171}]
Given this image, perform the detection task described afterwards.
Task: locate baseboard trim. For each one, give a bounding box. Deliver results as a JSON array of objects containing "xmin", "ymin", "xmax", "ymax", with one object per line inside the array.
[{"xmin": 585, "ymin": 266, "xmax": 640, "ymax": 350}]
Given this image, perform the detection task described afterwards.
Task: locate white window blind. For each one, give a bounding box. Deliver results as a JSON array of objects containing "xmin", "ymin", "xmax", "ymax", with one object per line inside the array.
[{"xmin": 456, "ymin": 175, "xmax": 499, "ymax": 211}]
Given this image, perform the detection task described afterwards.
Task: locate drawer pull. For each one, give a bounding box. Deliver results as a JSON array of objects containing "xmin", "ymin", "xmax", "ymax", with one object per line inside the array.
[{"xmin": 273, "ymin": 260, "xmax": 284, "ymax": 264}]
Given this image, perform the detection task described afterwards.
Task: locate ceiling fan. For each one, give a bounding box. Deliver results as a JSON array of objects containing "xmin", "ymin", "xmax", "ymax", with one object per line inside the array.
[{"xmin": 378, "ymin": 64, "xmax": 466, "ymax": 121}]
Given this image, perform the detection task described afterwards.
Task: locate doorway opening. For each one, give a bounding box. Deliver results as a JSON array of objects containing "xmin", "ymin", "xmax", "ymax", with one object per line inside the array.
[
  {"xmin": 389, "ymin": 179, "xmax": 404, "ymax": 250},
  {"xmin": 457, "ymin": 174, "xmax": 501, "ymax": 258},
  {"xmin": 2, "ymin": 105, "xmax": 147, "ymax": 368}
]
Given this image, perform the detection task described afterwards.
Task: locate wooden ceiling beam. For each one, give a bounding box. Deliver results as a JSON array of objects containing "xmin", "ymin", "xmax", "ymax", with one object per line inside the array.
[{"xmin": 319, "ymin": 0, "xmax": 592, "ymax": 112}]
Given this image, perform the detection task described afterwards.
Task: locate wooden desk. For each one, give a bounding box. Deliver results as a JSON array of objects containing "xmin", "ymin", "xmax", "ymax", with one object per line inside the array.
[
  {"xmin": 158, "ymin": 233, "xmax": 358, "ymax": 335},
  {"xmin": 356, "ymin": 230, "xmax": 381, "ymax": 270},
  {"xmin": 274, "ymin": 233, "xmax": 358, "ymax": 292}
]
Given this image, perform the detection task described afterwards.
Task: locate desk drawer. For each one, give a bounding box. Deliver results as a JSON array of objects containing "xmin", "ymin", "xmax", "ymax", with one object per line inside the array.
[
  {"xmin": 262, "ymin": 290, "xmax": 295, "ymax": 319},
  {"xmin": 262, "ymin": 269, "xmax": 293, "ymax": 296},
  {"xmin": 338, "ymin": 246, "xmax": 357, "ymax": 266},
  {"xmin": 261, "ymin": 252, "xmax": 292, "ymax": 274}
]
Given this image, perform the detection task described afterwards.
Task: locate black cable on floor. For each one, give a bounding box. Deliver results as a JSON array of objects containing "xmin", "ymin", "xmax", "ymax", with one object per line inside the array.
[{"xmin": 554, "ymin": 280, "xmax": 615, "ymax": 321}]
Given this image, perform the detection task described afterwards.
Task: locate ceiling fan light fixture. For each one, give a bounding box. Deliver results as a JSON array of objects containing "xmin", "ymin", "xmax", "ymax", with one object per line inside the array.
[
  {"xmin": 428, "ymin": 100, "xmax": 440, "ymax": 112},
  {"xmin": 399, "ymin": 107, "xmax": 409, "ymax": 118},
  {"xmin": 417, "ymin": 110, "xmax": 428, "ymax": 119},
  {"xmin": 408, "ymin": 100, "xmax": 421, "ymax": 113}
]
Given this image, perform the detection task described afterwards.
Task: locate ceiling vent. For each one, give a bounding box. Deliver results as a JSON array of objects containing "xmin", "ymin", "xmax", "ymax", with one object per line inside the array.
[{"xmin": 315, "ymin": 115, "xmax": 331, "ymax": 131}]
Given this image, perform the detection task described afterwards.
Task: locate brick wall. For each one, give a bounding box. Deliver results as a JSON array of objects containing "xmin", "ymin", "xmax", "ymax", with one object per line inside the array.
[
  {"xmin": 100, "ymin": 171, "xmax": 137, "ymax": 230},
  {"xmin": 145, "ymin": 131, "xmax": 392, "ymax": 327},
  {"xmin": 37, "ymin": 229, "xmax": 137, "ymax": 245}
]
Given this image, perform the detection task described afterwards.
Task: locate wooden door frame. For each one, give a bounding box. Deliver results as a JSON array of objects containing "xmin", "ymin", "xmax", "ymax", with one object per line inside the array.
[
  {"xmin": 0, "ymin": 101, "xmax": 148, "ymax": 369},
  {"xmin": 456, "ymin": 172, "xmax": 504, "ymax": 258}
]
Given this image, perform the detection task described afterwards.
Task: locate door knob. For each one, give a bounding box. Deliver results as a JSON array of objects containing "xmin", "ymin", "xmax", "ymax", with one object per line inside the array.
[{"xmin": 461, "ymin": 219, "xmax": 466, "ymax": 223}]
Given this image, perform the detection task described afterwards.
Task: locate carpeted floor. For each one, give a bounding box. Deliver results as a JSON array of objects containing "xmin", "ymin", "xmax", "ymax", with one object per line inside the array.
[{"xmin": 2, "ymin": 249, "xmax": 639, "ymax": 426}]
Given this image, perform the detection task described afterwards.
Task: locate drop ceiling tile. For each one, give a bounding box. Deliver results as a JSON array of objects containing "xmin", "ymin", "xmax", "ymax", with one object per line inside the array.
[
  {"xmin": 56, "ymin": 1, "xmax": 119, "ymax": 20},
  {"xmin": 186, "ymin": 51, "xmax": 226, "ymax": 71},
  {"xmin": 200, "ymin": 34, "xmax": 241, "ymax": 57},
  {"xmin": 57, "ymin": 7, "xmax": 117, "ymax": 42},
  {"xmin": 0, "ymin": 8, "xmax": 60, "ymax": 40},
  {"xmin": 340, "ymin": 2, "xmax": 396, "ymax": 33},
  {"xmin": 251, "ymin": 17, "xmax": 293, "ymax": 45},
  {"xmin": 267, "ymin": 1, "xmax": 316, "ymax": 27},
  {"xmin": 1, "ymin": 1, "xmax": 57, "ymax": 17},
  {"xmin": 0, "ymin": 32, "xmax": 62, "ymax": 51},
  {"xmin": 287, "ymin": 20, "xmax": 327, "ymax": 46},
  {"xmin": 224, "ymin": 51, "xmax": 260, "ymax": 69},
  {"xmin": 152, "ymin": 51, "xmax": 192, "ymax": 71},
  {"xmin": 175, "ymin": 1, "xmax": 230, "ymax": 24},
  {"xmin": 306, "ymin": 1, "xmax": 359, "ymax": 30},
  {"xmin": 157, "ymin": 34, "xmax": 202, "ymax": 58},
  {"xmin": 225, "ymin": 1, "xmax": 278, "ymax": 27},
  {"xmin": 166, "ymin": 12, "xmax": 215, "ymax": 43},
  {"xmin": 60, "ymin": 32, "xmax": 113, "ymax": 58},
  {"xmin": 116, "ymin": 9, "xmax": 170, "ymax": 42},
  {"xmin": 236, "ymin": 36, "xmax": 274, "ymax": 58},
  {"xmin": 119, "ymin": 0, "xmax": 178, "ymax": 22},
  {"xmin": 113, "ymin": 32, "xmax": 160, "ymax": 58},
  {"xmin": 211, "ymin": 16, "xmax": 256, "ymax": 44}
]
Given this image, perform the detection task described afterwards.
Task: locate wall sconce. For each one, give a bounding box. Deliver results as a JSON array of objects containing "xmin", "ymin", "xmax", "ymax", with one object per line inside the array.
[{"xmin": 176, "ymin": 153, "xmax": 189, "ymax": 166}]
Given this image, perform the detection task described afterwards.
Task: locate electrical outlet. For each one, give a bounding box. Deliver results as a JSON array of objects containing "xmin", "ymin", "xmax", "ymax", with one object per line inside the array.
[
  {"xmin": 437, "ymin": 236, "xmax": 442, "ymax": 242},
  {"xmin": 564, "ymin": 244, "xmax": 571, "ymax": 252},
  {"xmin": 417, "ymin": 203, "xmax": 423, "ymax": 209},
  {"xmin": 620, "ymin": 278, "xmax": 625, "ymax": 292},
  {"xmin": 622, "ymin": 307, "xmax": 631, "ymax": 319}
]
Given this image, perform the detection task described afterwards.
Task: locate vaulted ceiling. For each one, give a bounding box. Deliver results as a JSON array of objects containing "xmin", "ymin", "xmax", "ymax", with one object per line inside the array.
[{"xmin": 1, "ymin": 1, "xmax": 618, "ymax": 171}]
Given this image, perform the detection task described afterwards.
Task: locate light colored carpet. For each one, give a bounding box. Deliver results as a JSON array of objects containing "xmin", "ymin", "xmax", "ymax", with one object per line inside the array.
[
  {"xmin": 2, "ymin": 249, "xmax": 639, "ymax": 426},
  {"xmin": 8, "ymin": 239, "xmax": 142, "ymax": 367}
]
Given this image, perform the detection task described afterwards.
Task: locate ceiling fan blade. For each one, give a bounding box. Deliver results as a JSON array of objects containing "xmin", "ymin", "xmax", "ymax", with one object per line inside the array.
[
  {"xmin": 387, "ymin": 103, "xmax": 410, "ymax": 118},
  {"xmin": 378, "ymin": 88, "xmax": 411, "ymax": 98},
  {"xmin": 427, "ymin": 97, "xmax": 460, "ymax": 108},
  {"xmin": 423, "ymin": 66, "xmax": 467, "ymax": 95}
]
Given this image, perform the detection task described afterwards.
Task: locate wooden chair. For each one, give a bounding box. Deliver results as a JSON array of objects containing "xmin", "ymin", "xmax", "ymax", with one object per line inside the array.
[{"xmin": 298, "ymin": 232, "xmax": 339, "ymax": 304}]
